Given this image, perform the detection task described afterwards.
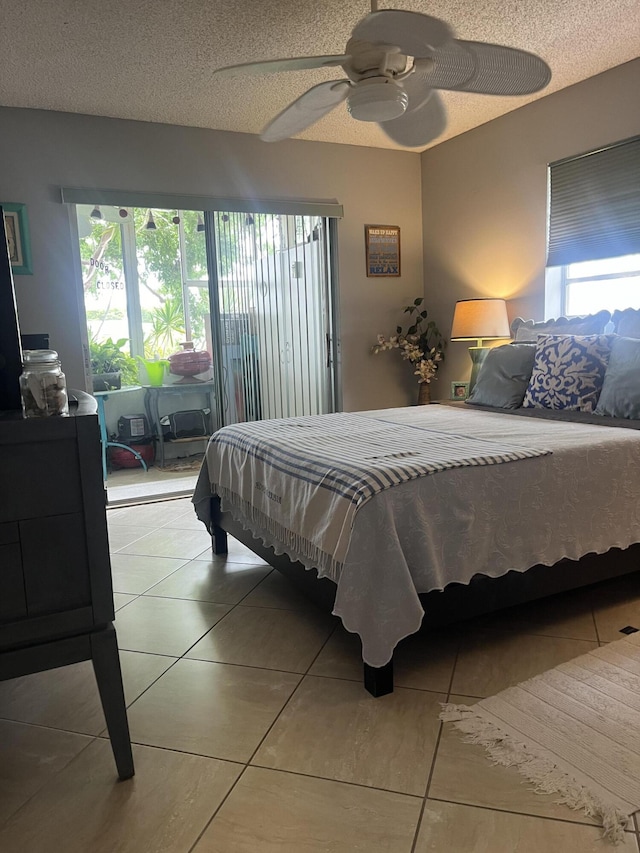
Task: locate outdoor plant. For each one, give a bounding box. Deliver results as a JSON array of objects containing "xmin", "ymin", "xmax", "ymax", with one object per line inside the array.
[
  {"xmin": 143, "ymin": 298, "xmax": 186, "ymax": 357},
  {"xmin": 373, "ymin": 297, "xmax": 446, "ymax": 385},
  {"xmin": 89, "ymin": 336, "xmax": 139, "ymax": 386}
]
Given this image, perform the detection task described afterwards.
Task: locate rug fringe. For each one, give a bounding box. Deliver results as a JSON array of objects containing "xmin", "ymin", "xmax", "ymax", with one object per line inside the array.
[{"xmin": 439, "ymin": 703, "xmax": 629, "ymax": 844}]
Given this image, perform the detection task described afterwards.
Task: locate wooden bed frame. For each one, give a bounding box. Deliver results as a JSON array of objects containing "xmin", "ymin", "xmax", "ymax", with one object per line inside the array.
[{"xmin": 210, "ymin": 496, "xmax": 640, "ymax": 697}]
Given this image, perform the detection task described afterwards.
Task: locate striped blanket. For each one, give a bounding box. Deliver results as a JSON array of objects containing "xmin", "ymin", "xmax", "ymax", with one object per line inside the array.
[{"xmin": 203, "ymin": 410, "xmax": 551, "ymax": 581}]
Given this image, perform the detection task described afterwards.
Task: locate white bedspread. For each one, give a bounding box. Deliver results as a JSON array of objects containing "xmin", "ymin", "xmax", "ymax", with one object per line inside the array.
[
  {"xmin": 205, "ymin": 411, "xmax": 549, "ymax": 582},
  {"xmin": 195, "ymin": 406, "xmax": 640, "ymax": 667}
]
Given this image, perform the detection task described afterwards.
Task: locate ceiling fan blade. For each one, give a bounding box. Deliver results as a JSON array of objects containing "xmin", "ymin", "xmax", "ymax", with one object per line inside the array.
[
  {"xmin": 260, "ymin": 80, "xmax": 351, "ymax": 142},
  {"xmin": 380, "ymin": 86, "xmax": 446, "ymax": 148},
  {"xmin": 415, "ymin": 40, "xmax": 551, "ymax": 96},
  {"xmin": 352, "ymin": 10, "xmax": 452, "ymax": 57},
  {"xmin": 214, "ymin": 55, "xmax": 350, "ymax": 78}
]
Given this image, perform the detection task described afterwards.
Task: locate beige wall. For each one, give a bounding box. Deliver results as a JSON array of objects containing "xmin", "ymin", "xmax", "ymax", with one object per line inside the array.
[
  {"xmin": 421, "ymin": 58, "xmax": 640, "ymax": 396},
  {"xmin": 4, "ymin": 58, "xmax": 638, "ymax": 412},
  {"xmin": 0, "ymin": 108, "xmax": 424, "ymax": 410}
]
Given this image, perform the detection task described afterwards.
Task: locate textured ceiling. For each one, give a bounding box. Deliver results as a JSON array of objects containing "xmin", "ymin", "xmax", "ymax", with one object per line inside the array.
[{"xmin": 0, "ymin": 0, "xmax": 638, "ymax": 151}]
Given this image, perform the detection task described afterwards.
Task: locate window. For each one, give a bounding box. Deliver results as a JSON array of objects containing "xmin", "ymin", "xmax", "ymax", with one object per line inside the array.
[
  {"xmin": 546, "ymin": 136, "xmax": 640, "ymax": 318},
  {"xmin": 560, "ymin": 253, "xmax": 640, "ymax": 317},
  {"xmin": 78, "ymin": 206, "xmax": 208, "ymax": 360}
]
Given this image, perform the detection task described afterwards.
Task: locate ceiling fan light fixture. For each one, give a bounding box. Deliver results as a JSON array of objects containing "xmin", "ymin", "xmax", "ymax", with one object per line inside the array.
[
  {"xmin": 347, "ymin": 78, "xmax": 408, "ymax": 122},
  {"xmin": 213, "ymin": 6, "xmax": 551, "ymax": 147}
]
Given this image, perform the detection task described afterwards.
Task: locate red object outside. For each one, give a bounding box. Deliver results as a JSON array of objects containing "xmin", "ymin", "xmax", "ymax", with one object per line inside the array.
[
  {"xmin": 109, "ymin": 443, "xmax": 155, "ymax": 469},
  {"xmin": 169, "ymin": 342, "xmax": 212, "ymax": 378}
]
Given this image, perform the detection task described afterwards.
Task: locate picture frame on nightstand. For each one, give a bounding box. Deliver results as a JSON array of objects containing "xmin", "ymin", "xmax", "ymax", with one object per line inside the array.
[{"xmin": 451, "ymin": 381, "xmax": 470, "ymax": 400}]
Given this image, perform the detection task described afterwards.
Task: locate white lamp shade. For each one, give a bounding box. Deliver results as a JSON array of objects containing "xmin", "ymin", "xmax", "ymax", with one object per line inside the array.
[{"xmin": 451, "ymin": 298, "xmax": 510, "ymax": 341}]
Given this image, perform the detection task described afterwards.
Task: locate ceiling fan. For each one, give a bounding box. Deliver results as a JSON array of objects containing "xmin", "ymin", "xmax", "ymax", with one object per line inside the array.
[{"xmin": 214, "ymin": 1, "xmax": 551, "ymax": 148}]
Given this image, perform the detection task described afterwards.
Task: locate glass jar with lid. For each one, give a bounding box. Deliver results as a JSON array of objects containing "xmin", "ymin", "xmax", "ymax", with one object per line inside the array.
[{"xmin": 19, "ymin": 349, "xmax": 69, "ymax": 417}]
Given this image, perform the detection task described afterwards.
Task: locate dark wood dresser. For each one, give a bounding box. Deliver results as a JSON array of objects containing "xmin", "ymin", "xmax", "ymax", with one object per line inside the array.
[{"xmin": 0, "ymin": 400, "xmax": 134, "ymax": 779}]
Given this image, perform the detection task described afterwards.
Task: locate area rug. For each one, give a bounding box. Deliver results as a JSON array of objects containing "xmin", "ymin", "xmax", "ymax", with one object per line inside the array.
[
  {"xmin": 440, "ymin": 631, "xmax": 640, "ymax": 843},
  {"xmin": 157, "ymin": 454, "xmax": 204, "ymax": 472}
]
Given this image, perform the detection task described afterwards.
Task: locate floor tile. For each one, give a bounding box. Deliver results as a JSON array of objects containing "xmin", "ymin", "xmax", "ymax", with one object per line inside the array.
[
  {"xmin": 105, "ymin": 506, "xmax": 130, "ymax": 523},
  {"xmin": 186, "ymin": 605, "xmax": 335, "ymax": 672},
  {"xmin": 162, "ymin": 509, "xmax": 208, "ymax": 530},
  {"xmin": 194, "ymin": 766, "xmax": 422, "ymax": 853},
  {"xmin": 108, "ymin": 498, "xmax": 194, "ymax": 528},
  {"xmin": 0, "ymin": 720, "xmax": 92, "ymax": 826},
  {"xmin": 451, "ymin": 629, "xmax": 597, "ymax": 697},
  {"xmin": 430, "ymin": 694, "xmax": 600, "ymax": 826},
  {"xmin": 252, "ymin": 676, "xmax": 444, "ymax": 796},
  {"xmin": 118, "ymin": 527, "xmax": 214, "ymax": 559},
  {"xmin": 126, "ymin": 658, "xmax": 300, "ymax": 762},
  {"xmin": 0, "ymin": 651, "xmax": 175, "ymax": 735},
  {"xmin": 474, "ymin": 588, "xmax": 597, "ymax": 641},
  {"xmin": 0, "ymin": 740, "xmax": 241, "ymax": 853},
  {"xmin": 106, "ymin": 524, "xmax": 157, "ymax": 552},
  {"xmin": 240, "ymin": 569, "xmax": 317, "ymax": 610},
  {"xmin": 115, "ymin": 596, "xmax": 231, "ymax": 656},
  {"xmin": 110, "ymin": 553, "xmax": 188, "ymax": 594},
  {"xmin": 594, "ymin": 594, "xmax": 640, "ymax": 643},
  {"xmin": 113, "ymin": 592, "xmax": 137, "ymax": 611},
  {"xmin": 309, "ymin": 625, "xmax": 458, "ymax": 692},
  {"xmin": 11, "ymin": 491, "xmax": 635, "ymax": 851},
  {"xmin": 414, "ymin": 800, "xmax": 639, "ymax": 852},
  {"xmin": 194, "ymin": 535, "xmax": 269, "ymax": 566},
  {"xmin": 145, "ymin": 559, "xmax": 271, "ymax": 605}
]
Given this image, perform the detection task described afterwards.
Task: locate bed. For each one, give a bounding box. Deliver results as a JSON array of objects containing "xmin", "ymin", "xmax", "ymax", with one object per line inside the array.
[{"xmin": 193, "ymin": 309, "xmax": 640, "ymax": 695}]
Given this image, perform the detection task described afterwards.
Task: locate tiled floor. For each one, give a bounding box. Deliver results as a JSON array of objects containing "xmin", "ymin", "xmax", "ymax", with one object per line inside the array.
[{"xmin": 2, "ymin": 496, "xmax": 640, "ymax": 851}]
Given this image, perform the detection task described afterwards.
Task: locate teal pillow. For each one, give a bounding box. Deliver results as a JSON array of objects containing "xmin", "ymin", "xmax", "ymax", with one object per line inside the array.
[
  {"xmin": 522, "ymin": 334, "xmax": 612, "ymax": 412},
  {"xmin": 595, "ymin": 336, "xmax": 640, "ymax": 418},
  {"xmin": 466, "ymin": 344, "xmax": 536, "ymax": 408}
]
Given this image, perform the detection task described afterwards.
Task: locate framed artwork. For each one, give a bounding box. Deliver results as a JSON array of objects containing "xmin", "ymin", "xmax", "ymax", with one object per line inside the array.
[
  {"xmin": 451, "ymin": 381, "xmax": 470, "ymax": 400},
  {"xmin": 364, "ymin": 224, "xmax": 400, "ymax": 277},
  {"xmin": 2, "ymin": 203, "xmax": 32, "ymax": 275}
]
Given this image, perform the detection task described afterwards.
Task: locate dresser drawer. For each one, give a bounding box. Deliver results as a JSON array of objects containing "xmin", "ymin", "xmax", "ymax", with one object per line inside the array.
[
  {"xmin": 0, "ymin": 522, "xmax": 19, "ymax": 545},
  {"xmin": 0, "ymin": 542, "xmax": 27, "ymax": 622},
  {"xmin": 20, "ymin": 514, "xmax": 91, "ymax": 616}
]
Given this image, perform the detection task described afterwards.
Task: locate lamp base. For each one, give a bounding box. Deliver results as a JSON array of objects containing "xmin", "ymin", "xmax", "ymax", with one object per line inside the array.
[{"xmin": 468, "ymin": 346, "xmax": 489, "ymax": 393}]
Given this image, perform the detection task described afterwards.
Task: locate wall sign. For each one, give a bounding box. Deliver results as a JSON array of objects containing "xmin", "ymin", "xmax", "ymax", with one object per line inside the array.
[{"xmin": 365, "ymin": 224, "xmax": 400, "ymax": 277}]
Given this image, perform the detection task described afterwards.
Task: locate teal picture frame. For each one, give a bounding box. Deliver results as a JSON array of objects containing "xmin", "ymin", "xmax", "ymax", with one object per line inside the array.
[
  {"xmin": 451, "ymin": 381, "xmax": 470, "ymax": 400},
  {"xmin": 2, "ymin": 202, "xmax": 33, "ymax": 274}
]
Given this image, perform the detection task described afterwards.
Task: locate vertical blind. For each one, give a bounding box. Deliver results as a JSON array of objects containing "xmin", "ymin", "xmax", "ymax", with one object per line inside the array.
[
  {"xmin": 211, "ymin": 211, "xmax": 333, "ymax": 425},
  {"xmin": 547, "ymin": 135, "xmax": 640, "ymax": 267}
]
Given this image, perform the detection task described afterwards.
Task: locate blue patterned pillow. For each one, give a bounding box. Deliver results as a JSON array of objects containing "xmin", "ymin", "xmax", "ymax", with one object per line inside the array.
[{"xmin": 522, "ymin": 334, "xmax": 613, "ymax": 412}]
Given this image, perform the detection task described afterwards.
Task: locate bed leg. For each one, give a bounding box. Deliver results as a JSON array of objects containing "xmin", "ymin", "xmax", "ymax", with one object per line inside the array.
[
  {"xmin": 212, "ymin": 524, "xmax": 228, "ymax": 555},
  {"xmin": 364, "ymin": 660, "xmax": 394, "ymax": 697}
]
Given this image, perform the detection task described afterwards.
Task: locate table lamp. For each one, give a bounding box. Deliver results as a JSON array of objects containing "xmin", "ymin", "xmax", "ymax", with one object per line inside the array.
[{"xmin": 451, "ymin": 298, "xmax": 510, "ymax": 391}]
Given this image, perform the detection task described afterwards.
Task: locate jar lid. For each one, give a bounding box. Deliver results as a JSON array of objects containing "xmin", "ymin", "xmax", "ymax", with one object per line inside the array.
[{"xmin": 23, "ymin": 349, "xmax": 60, "ymax": 364}]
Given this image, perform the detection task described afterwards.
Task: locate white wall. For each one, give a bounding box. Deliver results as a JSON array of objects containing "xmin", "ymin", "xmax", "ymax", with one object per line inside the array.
[
  {"xmin": 0, "ymin": 108, "xmax": 424, "ymax": 411},
  {"xmin": 420, "ymin": 58, "xmax": 640, "ymax": 396}
]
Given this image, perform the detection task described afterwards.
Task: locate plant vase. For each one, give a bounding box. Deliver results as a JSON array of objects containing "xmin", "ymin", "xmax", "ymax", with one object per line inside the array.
[
  {"xmin": 417, "ymin": 383, "xmax": 431, "ymax": 405},
  {"xmin": 92, "ymin": 372, "xmax": 121, "ymax": 392}
]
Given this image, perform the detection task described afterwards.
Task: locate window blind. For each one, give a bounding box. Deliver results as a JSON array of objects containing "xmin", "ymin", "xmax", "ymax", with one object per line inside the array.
[{"xmin": 547, "ymin": 135, "xmax": 640, "ymax": 267}]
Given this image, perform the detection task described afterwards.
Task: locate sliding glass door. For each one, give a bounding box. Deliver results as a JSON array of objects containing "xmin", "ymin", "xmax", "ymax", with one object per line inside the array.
[{"xmin": 76, "ymin": 203, "xmax": 338, "ymax": 427}]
